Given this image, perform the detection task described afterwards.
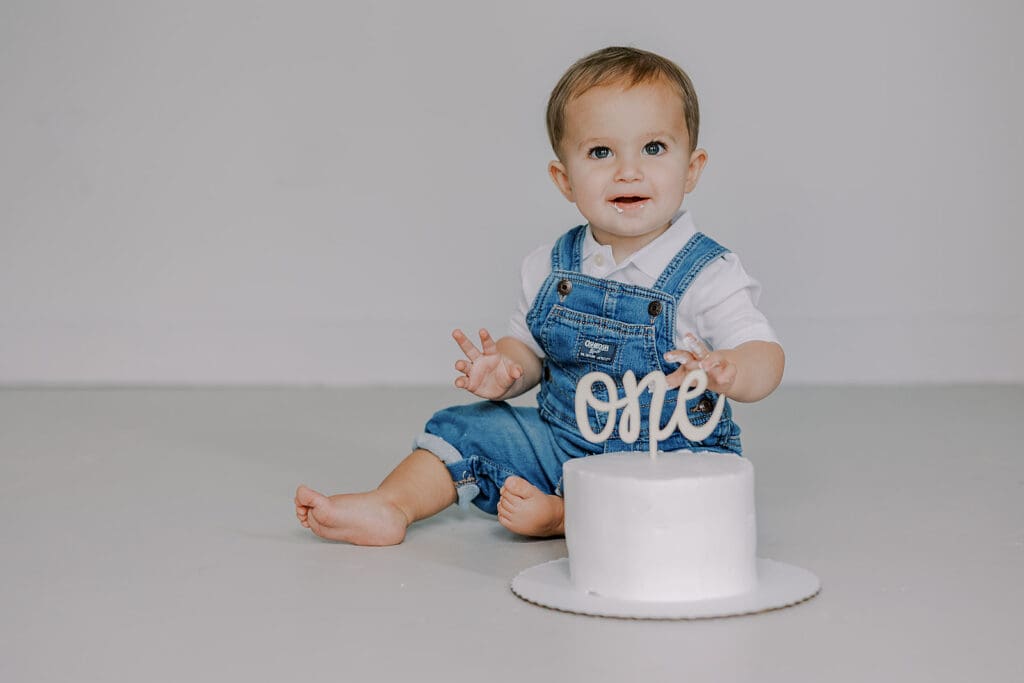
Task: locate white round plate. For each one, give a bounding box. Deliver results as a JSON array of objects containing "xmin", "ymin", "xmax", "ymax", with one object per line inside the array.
[{"xmin": 511, "ymin": 558, "xmax": 820, "ymax": 619}]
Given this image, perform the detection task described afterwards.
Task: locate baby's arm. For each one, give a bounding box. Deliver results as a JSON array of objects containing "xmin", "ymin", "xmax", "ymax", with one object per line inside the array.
[
  {"xmin": 666, "ymin": 335, "xmax": 784, "ymax": 403},
  {"xmin": 664, "ymin": 252, "xmax": 785, "ymax": 403},
  {"xmin": 452, "ymin": 329, "xmax": 542, "ymax": 401}
]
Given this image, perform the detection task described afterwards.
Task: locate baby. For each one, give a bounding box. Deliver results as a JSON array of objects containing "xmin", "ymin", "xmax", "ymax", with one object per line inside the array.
[{"xmin": 295, "ymin": 46, "xmax": 784, "ymax": 545}]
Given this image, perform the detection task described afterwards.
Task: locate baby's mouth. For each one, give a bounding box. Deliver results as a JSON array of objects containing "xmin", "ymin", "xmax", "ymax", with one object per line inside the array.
[{"xmin": 610, "ymin": 196, "xmax": 650, "ymax": 213}]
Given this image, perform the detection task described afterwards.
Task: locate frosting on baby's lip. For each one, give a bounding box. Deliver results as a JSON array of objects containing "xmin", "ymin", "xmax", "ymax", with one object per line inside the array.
[{"xmin": 610, "ymin": 196, "xmax": 650, "ymax": 213}]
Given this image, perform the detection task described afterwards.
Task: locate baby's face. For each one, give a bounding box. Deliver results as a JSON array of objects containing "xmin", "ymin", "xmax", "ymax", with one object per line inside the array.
[{"xmin": 549, "ymin": 79, "xmax": 705, "ymax": 254}]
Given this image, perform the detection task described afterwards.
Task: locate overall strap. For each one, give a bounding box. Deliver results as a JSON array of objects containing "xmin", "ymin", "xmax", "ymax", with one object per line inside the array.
[
  {"xmin": 653, "ymin": 232, "xmax": 730, "ymax": 297},
  {"xmin": 551, "ymin": 224, "xmax": 588, "ymax": 272}
]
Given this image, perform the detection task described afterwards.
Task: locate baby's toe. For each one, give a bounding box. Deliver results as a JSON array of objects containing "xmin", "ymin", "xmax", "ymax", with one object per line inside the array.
[
  {"xmin": 502, "ymin": 475, "xmax": 536, "ymax": 499},
  {"xmin": 498, "ymin": 495, "xmax": 516, "ymax": 516}
]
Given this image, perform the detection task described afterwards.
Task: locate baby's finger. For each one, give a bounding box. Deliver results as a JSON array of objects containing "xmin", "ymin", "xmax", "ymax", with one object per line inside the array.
[
  {"xmin": 664, "ymin": 366, "xmax": 689, "ymax": 388},
  {"xmin": 703, "ymin": 356, "xmax": 736, "ymax": 388},
  {"xmin": 682, "ymin": 333, "xmax": 711, "ymax": 360},
  {"xmin": 478, "ymin": 328, "xmax": 498, "ymax": 355},
  {"xmin": 699, "ymin": 351, "xmax": 725, "ymax": 373},
  {"xmin": 455, "ymin": 359, "xmax": 471, "ymax": 375},
  {"xmin": 452, "ymin": 328, "xmax": 482, "ymax": 361},
  {"xmin": 664, "ymin": 349, "xmax": 698, "ymax": 367}
]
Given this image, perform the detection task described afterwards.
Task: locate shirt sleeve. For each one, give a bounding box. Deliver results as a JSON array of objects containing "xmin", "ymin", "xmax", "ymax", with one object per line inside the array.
[
  {"xmin": 677, "ymin": 253, "xmax": 780, "ymax": 352},
  {"xmin": 507, "ymin": 243, "xmax": 552, "ymax": 359}
]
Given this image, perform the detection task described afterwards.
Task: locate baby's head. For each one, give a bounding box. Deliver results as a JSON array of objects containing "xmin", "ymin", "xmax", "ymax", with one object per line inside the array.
[
  {"xmin": 545, "ymin": 47, "xmax": 707, "ymax": 252},
  {"xmin": 547, "ymin": 46, "xmax": 700, "ymax": 160}
]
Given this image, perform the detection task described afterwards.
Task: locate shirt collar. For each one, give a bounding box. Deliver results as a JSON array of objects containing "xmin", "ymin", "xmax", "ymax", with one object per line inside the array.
[{"xmin": 582, "ymin": 209, "xmax": 697, "ymax": 278}]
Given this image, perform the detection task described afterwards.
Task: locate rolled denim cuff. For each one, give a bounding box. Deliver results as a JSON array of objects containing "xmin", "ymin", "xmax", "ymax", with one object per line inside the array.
[{"xmin": 413, "ymin": 432, "xmax": 481, "ymax": 509}]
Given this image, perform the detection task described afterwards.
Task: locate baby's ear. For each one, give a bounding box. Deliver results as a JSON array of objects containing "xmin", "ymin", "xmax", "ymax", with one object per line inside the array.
[
  {"xmin": 684, "ymin": 148, "xmax": 708, "ymax": 194},
  {"xmin": 548, "ymin": 160, "xmax": 575, "ymax": 202}
]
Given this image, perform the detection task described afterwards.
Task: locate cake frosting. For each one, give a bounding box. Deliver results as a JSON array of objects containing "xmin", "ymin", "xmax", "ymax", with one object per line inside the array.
[{"xmin": 563, "ymin": 450, "xmax": 757, "ymax": 602}]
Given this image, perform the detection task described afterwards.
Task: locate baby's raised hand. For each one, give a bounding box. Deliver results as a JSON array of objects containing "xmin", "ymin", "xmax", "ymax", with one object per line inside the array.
[
  {"xmin": 664, "ymin": 333, "xmax": 737, "ymax": 397},
  {"xmin": 452, "ymin": 328, "xmax": 524, "ymax": 400}
]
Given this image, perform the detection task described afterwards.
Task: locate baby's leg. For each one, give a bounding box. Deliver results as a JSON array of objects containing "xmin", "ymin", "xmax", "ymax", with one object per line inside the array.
[
  {"xmin": 295, "ymin": 449, "xmax": 456, "ymax": 546},
  {"xmin": 497, "ymin": 476, "xmax": 565, "ymax": 538}
]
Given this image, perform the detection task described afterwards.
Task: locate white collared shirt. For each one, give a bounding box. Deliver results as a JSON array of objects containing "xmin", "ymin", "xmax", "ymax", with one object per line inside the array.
[{"xmin": 507, "ymin": 210, "xmax": 779, "ymax": 358}]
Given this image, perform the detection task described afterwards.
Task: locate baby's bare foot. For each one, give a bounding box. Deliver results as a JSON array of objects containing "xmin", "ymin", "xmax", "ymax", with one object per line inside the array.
[
  {"xmin": 294, "ymin": 485, "xmax": 409, "ymax": 546},
  {"xmin": 497, "ymin": 476, "xmax": 565, "ymax": 537}
]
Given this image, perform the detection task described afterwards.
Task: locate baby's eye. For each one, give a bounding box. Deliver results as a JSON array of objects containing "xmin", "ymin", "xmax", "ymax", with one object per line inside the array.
[
  {"xmin": 588, "ymin": 146, "xmax": 612, "ymax": 159},
  {"xmin": 643, "ymin": 141, "xmax": 667, "ymax": 155}
]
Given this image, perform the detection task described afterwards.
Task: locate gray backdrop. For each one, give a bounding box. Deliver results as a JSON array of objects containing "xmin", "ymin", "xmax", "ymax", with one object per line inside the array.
[{"xmin": 2, "ymin": 0, "xmax": 1021, "ymax": 386}]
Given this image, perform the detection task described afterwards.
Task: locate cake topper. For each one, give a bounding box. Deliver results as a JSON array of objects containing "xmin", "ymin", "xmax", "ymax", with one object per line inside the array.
[{"xmin": 574, "ymin": 367, "xmax": 725, "ymax": 456}]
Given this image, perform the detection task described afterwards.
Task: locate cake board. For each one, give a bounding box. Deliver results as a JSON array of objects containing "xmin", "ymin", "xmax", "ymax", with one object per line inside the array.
[{"xmin": 511, "ymin": 557, "xmax": 820, "ymax": 619}]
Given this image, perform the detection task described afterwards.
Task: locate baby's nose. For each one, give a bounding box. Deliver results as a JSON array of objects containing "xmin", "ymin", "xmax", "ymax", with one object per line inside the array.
[{"xmin": 614, "ymin": 157, "xmax": 643, "ymax": 181}]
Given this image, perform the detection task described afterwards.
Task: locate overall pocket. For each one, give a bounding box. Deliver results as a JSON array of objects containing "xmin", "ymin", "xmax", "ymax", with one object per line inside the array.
[{"xmin": 537, "ymin": 304, "xmax": 661, "ymax": 434}]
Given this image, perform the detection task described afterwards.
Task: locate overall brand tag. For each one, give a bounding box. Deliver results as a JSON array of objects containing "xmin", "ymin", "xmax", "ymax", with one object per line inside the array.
[{"xmin": 578, "ymin": 338, "xmax": 618, "ymax": 364}]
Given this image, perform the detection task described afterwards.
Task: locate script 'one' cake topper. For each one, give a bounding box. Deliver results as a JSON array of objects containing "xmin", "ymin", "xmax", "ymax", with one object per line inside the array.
[{"xmin": 575, "ymin": 368, "xmax": 725, "ymax": 457}]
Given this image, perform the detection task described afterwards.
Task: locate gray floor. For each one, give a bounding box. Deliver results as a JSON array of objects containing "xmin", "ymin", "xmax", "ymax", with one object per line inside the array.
[{"xmin": 1, "ymin": 384, "xmax": 1021, "ymax": 682}]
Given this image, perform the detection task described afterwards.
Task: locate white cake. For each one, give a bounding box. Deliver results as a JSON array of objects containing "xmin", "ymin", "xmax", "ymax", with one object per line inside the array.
[{"xmin": 563, "ymin": 451, "xmax": 757, "ymax": 602}]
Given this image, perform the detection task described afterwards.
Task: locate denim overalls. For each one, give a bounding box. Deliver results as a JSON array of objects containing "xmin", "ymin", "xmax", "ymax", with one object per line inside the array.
[{"xmin": 414, "ymin": 225, "xmax": 742, "ymax": 514}]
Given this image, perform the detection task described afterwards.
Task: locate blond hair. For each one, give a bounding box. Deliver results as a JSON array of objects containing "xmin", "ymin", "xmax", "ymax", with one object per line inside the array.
[{"xmin": 546, "ymin": 46, "xmax": 700, "ymax": 157}]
